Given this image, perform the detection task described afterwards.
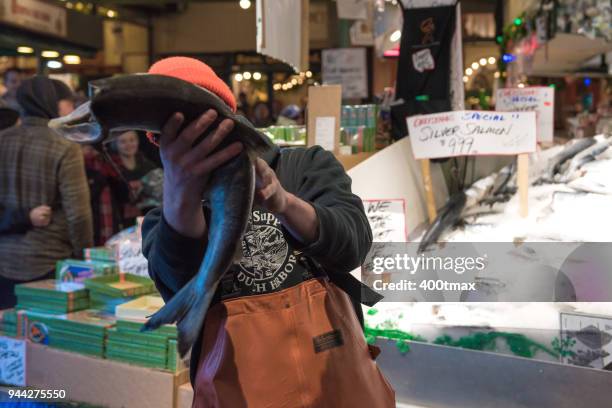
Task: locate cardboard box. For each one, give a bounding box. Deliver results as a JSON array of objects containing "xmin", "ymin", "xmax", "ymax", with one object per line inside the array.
[
  {"xmin": 27, "ymin": 342, "xmax": 189, "ymax": 408},
  {"xmin": 176, "ymin": 383, "xmax": 194, "ymax": 408}
]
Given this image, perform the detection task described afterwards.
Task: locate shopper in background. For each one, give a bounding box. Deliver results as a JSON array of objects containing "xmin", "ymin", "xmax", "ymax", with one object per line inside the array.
[
  {"xmin": 1, "ymin": 68, "xmax": 24, "ymax": 113},
  {"xmin": 252, "ymin": 101, "xmax": 273, "ymax": 127},
  {"xmin": 0, "ymin": 76, "xmax": 93, "ymax": 310},
  {"xmin": 276, "ymin": 103, "xmax": 302, "ymax": 126},
  {"xmin": 112, "ymin": 130, "xmax": 159, "ymax": 227}
]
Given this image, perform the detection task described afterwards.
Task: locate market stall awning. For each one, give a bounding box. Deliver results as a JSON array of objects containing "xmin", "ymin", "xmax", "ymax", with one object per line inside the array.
[{"xmin": 529, "ymin": 33, "xmax": 612, "ymax": 76}]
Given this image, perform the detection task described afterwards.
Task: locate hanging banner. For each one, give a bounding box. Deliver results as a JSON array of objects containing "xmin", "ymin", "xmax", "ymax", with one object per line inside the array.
[
  {"xmin": 407, "ymin": 110, "xmax": 537, "ymax": 159},
  {"xmin": 322, "ymin": 48, "xmax": 368, "ymax": 99},
  {"xmin": 337, "ymin": 0, "xmax": 368, "ymax": 20},
  {"xmin": 256, "ymin": 0, "xmax": 309, "ymax": 72},
  {"xmin": 0, "ymin": 0, "xmax": 67, "ymax": 37},
  {"xmin": 496, "ymin": 87, "xmax": 554, "ymax": 144}
]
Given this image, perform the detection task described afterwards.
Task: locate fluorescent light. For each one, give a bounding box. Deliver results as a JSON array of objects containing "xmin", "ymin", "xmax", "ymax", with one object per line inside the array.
[
  {"xmin": 465, "ymin": 68, "xmax": 473, "ymax": 75},
  {"xmin": 471, "ymin": 62, "xmax": 479, "ymax": 70},
  {"xmin": 243, "ymin": 72, "xmax": 252, "ymax": 80},
  {"xmin": 239, "ymin": 0, "xmax": 251, "ymax": 10},
  {"xmin": 253, "ymin": 72, "xmax": 262, "ymax": 80},
  {"xmin": 47, "ymin": 60, "xmax": 63, "ymax": 69},
  {"xmin": 488, "ymin": 57, "xmax": 496, "ymax": 65},
  {"xmin": 63, "ymin": 55, "xmax": 81, "ymax": 64},
  {"xmin": 390, "ymin": 30, "xmax": 402, "ymax": 42},
  {"xmin": 17, "ymin": 46, "xmax": 34, "ymax": 54},
  {"xmin": 479, "ymin": 58, "xmax": 487, "ymax": 66},
  {"xmin": 41, "ymin": 50, "xmax": 59, "ymax": 58},
  {"xmin": 234, "ymin": 73, "xmax": 243, "ymax": 82}
]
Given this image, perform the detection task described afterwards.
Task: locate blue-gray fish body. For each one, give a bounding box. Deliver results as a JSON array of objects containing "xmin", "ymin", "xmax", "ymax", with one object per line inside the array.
[{"xmin": 49, "ymin": 74, "xmax": 272, "ymax": 356}]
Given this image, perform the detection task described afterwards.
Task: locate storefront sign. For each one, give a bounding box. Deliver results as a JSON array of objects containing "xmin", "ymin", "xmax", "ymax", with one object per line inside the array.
[
  {"xmin": 322, "ymin": 47, "xmax": 368, "ymax": 99},
  {"xmin": 407, "ymin": 110, "xmax": 537, "ymax": 159},
  {"xmin": 0, "ymin": 0, "xmax": 67, "ymax": 37},
  {"xmin": 496, "ymin": 87, "xmax": 554, "ymax": 144},
  {"xmin": 0, "ymin": 336, "xmax": 26, "ymax": 386}
]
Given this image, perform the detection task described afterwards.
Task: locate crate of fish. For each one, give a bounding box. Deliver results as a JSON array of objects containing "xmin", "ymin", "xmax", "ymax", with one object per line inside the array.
[{"xmin": 56, "ymin": 258, "xmax": 118, "ymax": 282}]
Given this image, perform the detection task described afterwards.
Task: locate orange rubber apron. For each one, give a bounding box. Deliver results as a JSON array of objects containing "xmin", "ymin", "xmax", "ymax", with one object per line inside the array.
[{"xmin": 193, "ymin": 277, "xmax": 395, "ymax": 408}]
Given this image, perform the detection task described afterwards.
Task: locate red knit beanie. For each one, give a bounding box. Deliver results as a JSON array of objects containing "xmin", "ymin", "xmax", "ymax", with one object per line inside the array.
[{"xmin": 145, "ymin": 56, "xmax": 237, "ymax": 145}]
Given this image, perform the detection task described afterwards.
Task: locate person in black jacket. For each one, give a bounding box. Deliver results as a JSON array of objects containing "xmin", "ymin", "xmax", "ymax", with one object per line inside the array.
[{"xmin": 141, "ymin": 57, "xmax": 393, "ymax": 407}]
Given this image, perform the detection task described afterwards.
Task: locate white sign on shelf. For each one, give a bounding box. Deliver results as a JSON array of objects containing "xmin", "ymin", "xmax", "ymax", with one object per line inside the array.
[
  {"xmin": 0, "ymin": 336, "xmax": 26, "ymax": 386},
  {"xmin": 314, "ymin": 116, "xmax": 336, "ymax": 151},
  {"xmin": 560, "ymin": 312, "xmax": 612, "ymax": 370},
  {"xmin": 363, "ymin": 199, "xmax": 407, "ymax": 242},
  {"xmin": 407, "ymin": 110, "xmax": 537, "ymax": 160},
  {"xmin": 322, "ymin": 48, "xmax": 368, "ymax": 99},
  {"xmin": 496, "ymin": 87, "xmax": 554, "ymax": 144}
]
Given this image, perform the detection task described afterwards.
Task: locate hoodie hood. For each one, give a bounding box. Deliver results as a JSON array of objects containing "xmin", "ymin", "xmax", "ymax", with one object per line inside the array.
[{"xmin": 16, "ymin": 76, "xmax": 73, "ymax": 119}]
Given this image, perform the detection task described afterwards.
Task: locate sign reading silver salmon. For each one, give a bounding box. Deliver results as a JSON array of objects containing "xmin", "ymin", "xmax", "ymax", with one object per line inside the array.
[{"xmin": 407, "ymin": 110, "xmax": 537, "ymax": 160}]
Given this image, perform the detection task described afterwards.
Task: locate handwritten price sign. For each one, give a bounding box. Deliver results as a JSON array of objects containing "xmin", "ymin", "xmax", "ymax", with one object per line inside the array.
[
  {"xmin": 407, "ymin": 110, "xmax": 537, "ymax": 160},
  {"xmin": 0, "ymin": 336, "xmax": 26, "ymax": 386},
  {"xmin": 496, "ymin": 87, "xmax": 554, "ymax": 143}
]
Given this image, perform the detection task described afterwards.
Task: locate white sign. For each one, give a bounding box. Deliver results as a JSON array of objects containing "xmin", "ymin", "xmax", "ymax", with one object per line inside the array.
[
  {"xmin": 560, "ymin": 312, "xmax": 612, "ymax": 370},
  {"xmin": 363, "ymin": 199, "xmax": 407, "ymax": 242},
  {"xmin": 0, "ymin": 336, "xmax": 26, "ymax": 386},
  {"xmin": 0, "ymin": 0, "xmax": 67, "ymax": 37},
  {"xmin": 322, "ymin": 48, "xmax": 368, "ymax": 99},
  {"xmin": 407, "ymin": 110, "xmax": 537, "ymax": 160},
  {"xmin": 496, "ymin": 87, "xmax": 554, "ymax": 144},
  {"xmin": 314, "ymin": 116, "xmax": 336, "ymax": 151},
  {"xmin": 336, "ymin": 0, "xmax": 367, "ymax": 20}
]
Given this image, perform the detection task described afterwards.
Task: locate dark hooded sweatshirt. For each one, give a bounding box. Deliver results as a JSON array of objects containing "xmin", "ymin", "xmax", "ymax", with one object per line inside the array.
[
  {"xmin": 0, "ymin": 76, "xmax": 93, "ymax": 280},
  {"xmin": 142, "ymin": 144, "xmax": 380, "ymax": 384}
]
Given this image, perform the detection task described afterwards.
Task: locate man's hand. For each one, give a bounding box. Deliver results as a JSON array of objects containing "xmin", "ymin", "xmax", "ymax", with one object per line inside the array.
[
  {"xmin": 255, "ymin": 159, "xmax": 318, "ymax": 244},
  {"xmin": 255, "ymin": 158, "xmax": 289, "ymax": 214},
  {"xmin": 161, "ymin": 110, "xmax": 243, "ymax": 238},
  {"xmin": 30, "ymin": 205, "xmax": 52, "ymax": 227}
]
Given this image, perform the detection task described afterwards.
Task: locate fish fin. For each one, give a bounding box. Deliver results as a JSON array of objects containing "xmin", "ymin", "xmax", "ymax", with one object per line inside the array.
[{"xmin": 142, "ymin": 277, "xmax": 218, "ymax": 357}]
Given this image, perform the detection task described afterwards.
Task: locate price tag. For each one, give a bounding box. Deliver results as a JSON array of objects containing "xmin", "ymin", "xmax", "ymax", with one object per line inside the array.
[
  {"xmin": 0, "ymin": 336, "xmax": 26, "ymax": 386},
  {"xmin": 496, "ymin": 87, "xmax": 554, "ymax": 143},
  {"xmin": 407, "ymin": 110, "xmax": 537, "ymax": 160}
]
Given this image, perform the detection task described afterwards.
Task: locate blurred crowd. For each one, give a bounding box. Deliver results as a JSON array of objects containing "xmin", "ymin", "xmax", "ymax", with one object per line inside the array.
[
  {"xmin": 0, "ymin": 70, "xmax": 163, "ymax": 306},
  {"xmin": 236, "ymin": 91, "xmax": 306, "ymax": 128}
]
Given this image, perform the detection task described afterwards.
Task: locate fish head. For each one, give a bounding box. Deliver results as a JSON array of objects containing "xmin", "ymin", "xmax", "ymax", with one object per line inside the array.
[{"xmin": 48, "ymin": 100, "xmax": 104, "ymax": 144}]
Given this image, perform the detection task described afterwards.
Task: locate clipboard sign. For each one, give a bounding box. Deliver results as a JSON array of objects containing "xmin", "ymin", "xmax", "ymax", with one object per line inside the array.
[
  {"xmin": 407, "ymin": 110, "xmax": 537, "ymax": 218},
  {"xmin": 307, "ymin": 85, "xmax": 342, "ymax": 153},
  {"xmin": 496, "ymin": 87, "xmax": 554, "ymax": 145},
  {"xmin": 0, "ymin": 336, "xmax": 26, "ymax": 386}
]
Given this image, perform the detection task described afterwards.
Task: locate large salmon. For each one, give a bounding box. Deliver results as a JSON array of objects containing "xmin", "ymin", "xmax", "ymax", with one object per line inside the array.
[{"xmin": 49, "ymin": 74, "xmax": 273, "ymax": 356}]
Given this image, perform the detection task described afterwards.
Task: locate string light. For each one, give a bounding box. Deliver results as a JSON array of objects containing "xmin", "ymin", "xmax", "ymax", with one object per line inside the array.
[
  {"xmin": 239, "ymin": 0, "xmax": 251, "ymax": 9},
  {"xmin": 479, "ymin": 58, "xmax": 487, "ymax": 66},
  {"xmin": 243, "ymin": 72, "xmax": 252, "ymax": 80},
  {"xmin": 471, "ymin": 62, "xmax": 479, "ymax": 69},
  {"xmin": 253, "ymin": 72, "xmax": 262, "ymax": 80},
  {"xmin": 488, "ymin": 57, "xmax": 496, "ymax": 65},
  {"xmin": 390, "ymin": 30, "xmax": 402, "ymax": 42},
  {"xmin": 465, "ymin": 68, "xmax": 473, "ymax": 75},
  {"xmin": 234, "ymin": 73, "xmax": 243, "ymax": 82},
  {"xmin": 463, "ymin": 76, "xmax": 468, "ymax": 83},
  {"xmin": 17, "ymin": 46, "xmax": 34, "ymax": 54}
]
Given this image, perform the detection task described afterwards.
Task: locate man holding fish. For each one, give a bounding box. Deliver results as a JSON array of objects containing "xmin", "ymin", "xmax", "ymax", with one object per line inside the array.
[{"xmin": 140, "ymin": 57, "xmax": 395, "ymax": 407}]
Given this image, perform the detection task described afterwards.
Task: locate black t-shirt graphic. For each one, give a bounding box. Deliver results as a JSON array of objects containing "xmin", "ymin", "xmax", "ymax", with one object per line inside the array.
[{"xmin": 218, "ymin": 207, "xmax": 315, "ymax": 300}]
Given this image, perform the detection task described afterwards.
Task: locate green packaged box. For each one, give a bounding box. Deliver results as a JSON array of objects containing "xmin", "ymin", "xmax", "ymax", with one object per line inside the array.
[
  {"xmin": 56, "ymin": 259, "xmax": 118, "ymax": 282},
  {"xmin": 84, "ymin": 247, "xmax": 116, "ymax": 263},
  {"xmin": 85, "ymin": 274, "xmax": 155, "ymax": 298}
]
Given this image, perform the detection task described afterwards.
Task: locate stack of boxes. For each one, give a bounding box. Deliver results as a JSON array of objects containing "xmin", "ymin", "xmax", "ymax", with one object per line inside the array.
[
  {"xmin": 15, "ymin": 280, "xmax": 89, "ymax": 314},
  {"xmin": 106, "ymin": 319, "xmax": 178, "ymax": 370},
  {"xmin": 23, "ymin": 309, "xmax": 116, "ymax": 357},
  {"xmin": 0, "ymin": 309, "xmax": 18, "ymax": 337},
  {"xmin": 85, "ymin": 274, "xmax": 156, "ymax": 313},
  {"xmin": 340, "ymin": 104, "xmax": 378, "ymax": 153}
]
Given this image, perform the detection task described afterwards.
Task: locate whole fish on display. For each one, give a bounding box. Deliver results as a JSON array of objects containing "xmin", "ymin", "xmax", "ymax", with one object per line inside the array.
[
  {"xmin": 555, "ymin": 138, "xmax": 611, "ymax": 183},
  {"xmin": 537, "ymin": 137, "xmax": 596, "ymax": 184},
  {"xmin": 418, "ymin": 191, "xmax": 466, "ymax": 253},
  {"xmin": 49, "ymin": 74, "xmax": 274, "ymax": 356}
]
